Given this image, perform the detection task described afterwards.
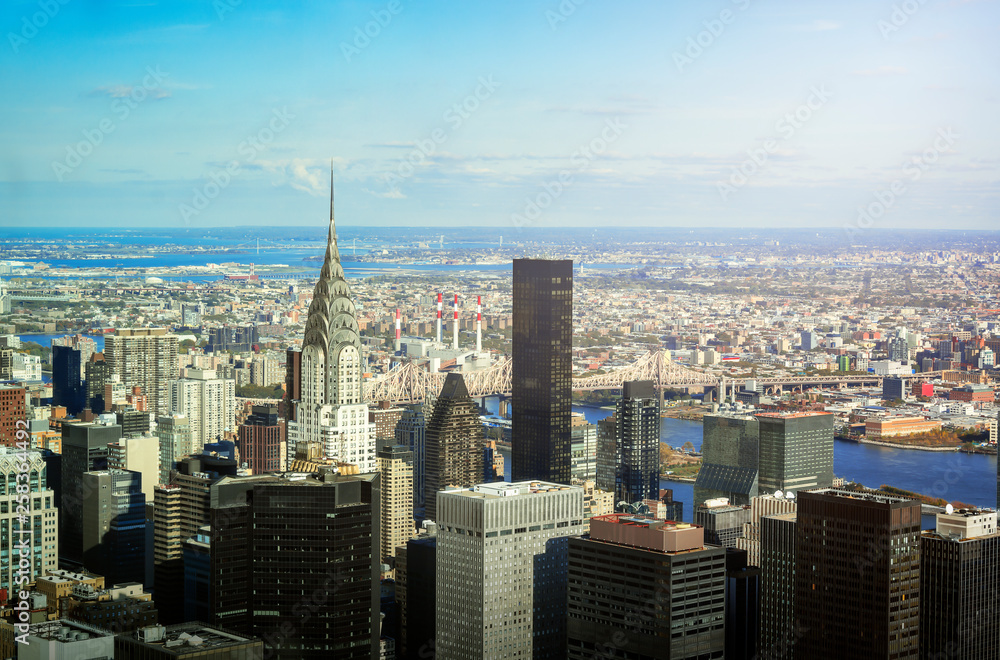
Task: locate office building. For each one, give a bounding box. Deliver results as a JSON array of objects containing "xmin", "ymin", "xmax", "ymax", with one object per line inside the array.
[
  {"xmin": 725, "ymin": 549, "xmax": 760, "ymax": 660},
  {"xmin": 153, "ymin": 454, "xmax": 238, "ymax": 624},
  {"xmin": 398, "ymin": 533, "xmax": 436, "ymax": 660},
  {"xmin": 156, "ymin": 413, "xmax": 191, "ymax": 484},
  {"xmin": 424, "ymin": 373, "xmax": 484, "ymax": 521},
  {"xmin": 435, "ymin": 481, "xmax": 585, "ymax": 660},
  {"xmin": 0, "ymin": 447, "xmax": 59, "ymax": 595},
  {"xmin": 285, "ymin": 179, "xmax": 377, "ymax": 474},
  {"xmin": 183, "ymin": 526, "xmax": 212, "ymax": 624},
  {"xmin": 52, "ymin": 345, "xmax": 84, "ymax": 415},
  {"xmin": 595, "ymin": 413, "xmax": 616, "ymax": 493},
  {"xmin": 378, "ymin": 444, "xmax": 414, "ymax": 572},
  {"xmin": 695, "ymin": 413, "xmax": 759, "ymax": 508},
  {"xmin": 395, "ymin": 405, "xmax": 427, "ymax": 513},
  {"xmin": 115, "ymin": 622, "xmax": 264, "ymax": 659},
  {"xmin": 61, "ymin": 420, "xmax": 119, "ymax": 566},
  {"xmin": 0, "ymin": 385, "xmax": 27, "ymax": 447},
  {"xmin": 570, "ymin": 415, "xmax": 596, "ymax": 483},
  {"xmin": 81, "ymin": 469, "xmax": 146, "ymax": 585},
  {"xmin": 105, "ymin": 328, "xmax": 179, "ymax": 416},
  {"xmin": 84, "ymin": 353, "xmax": 111, "ymax": 413},
  {"xmin": 210, "ymin": 471, "xmax": 380, "ymax": 659},
  {"xmin": 920, "ymin": 509, "xmax": 999, "ymax": 659},
  {"xmin": 614, "ymin": 380, "xmax": 660, "ymax": 505},
  {"xmin": 236, "ymin": 404, "xmax": 285, "ymax": 474},
  {"xmin": 566, "ymin": 514, "xmax": 726, "ymax": 659},
  {"xmin": 882, "ymin": 376, "xmax": 905, "ymax": 402},
  {"xmin": 168, "ymin": 368, "xmax": 236, "ymax": 455},
  {"xmin": 511, "ymin": 258, "xmax": 573, "ymax": 484},
  {"xmin": 695, "ymin": 498, "xmax": 752, "ymax": 548},
  {"xmin": 207, "ymin": 325, "xmax": 259, "ymax": 353},
  {"xmin": 108, "ymin": 433, "xmax": 160, "ymax": 501},
  {"xmin": 800, "ymin": 330, "xmax": 819, "ymax": 350},
  {"xmin": 116, "ymin": 407, "xmax": 151, "ymax": 437},
  {"xmin": 758, "ymin": 512, "xmax": 797, "ymax": 653},
  {"xmin": 61, "ymin": 582, "xmax": 157, "ymax": 634},
  {"xmin": 794, "ymin": 488, "xmax": 921, "ymax": 659},
  {"xmin": 735, "ymin": 493, "xmax": 797, "ymax": 567},
  {"xmin": 755, "ymin": 412, "xmax": 834, "ymax": 494}
]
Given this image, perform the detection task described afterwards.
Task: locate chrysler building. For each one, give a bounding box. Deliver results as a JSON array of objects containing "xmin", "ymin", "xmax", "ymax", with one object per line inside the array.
[{"xmin": 287, "ymin": 169, "xmax": 376, "ymax": 472}]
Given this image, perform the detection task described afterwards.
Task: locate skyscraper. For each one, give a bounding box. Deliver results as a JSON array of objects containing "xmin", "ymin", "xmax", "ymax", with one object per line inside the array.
[
  {"xmin": 424, "ymin": 373, "xmax": 484, "ymax": 521},
  {"xmin": 919, "ymin": 509, "xmax": 999, "ymax": 658},
  {"xmin": 395, "ymin": 405, "xmax": 427, "ymax": 513},
  {"xmin": 236, "ymin": 404, "xmax": 285, "ymax": 474},
  {"xmin": 755, "ymin": 412, "xmax": 834, "ymax": 494},
  {"xmin": 84, "ymin": 353, "xmax": 110, "ymax": 413},
  {"xmin": 377, "ymin": 444, "xmax": 414, "ymax": 573},
  {"xmin": 82, "ymin": 469, "xmax": 146, "ymax": 586},
  {"xmin": 569, "ymin": 416, "xmax": 596, "ymax": 483},
  {"xmin": 210, "ymin": 471, "xmax": 380, "ymax": 659},
  {"xmin": 52, "ymin": 345, "xmax": 84, "ymax": 415},
  {"xmin": 156, "ymin": 413, "xmax": 191, "ymax": 484},
  {"xmin": 168, "ymin": 368, "xmax": 236, "ymax": 455},
  {"xmin": 695, "ymin": 412, "xmax": 759, "ymax": 508},
  {"xmin": 61, "ymin": 420, "xmax": 119, "ymax": 566},
  {"xmin": 794, "ymin": 488, "xmax": 921, "ymax": 659},
  {"xmin": 614, "ymin": 380, "xmax": 660, "ymax": 505},
  {"xmin": 512, "ymin": 258, "xmax": 573, "ymax": 484},
  {"xmin": 0, "ymin": 446, "xmax": 59, "ymax": 595},
  {"xmin": 758, "ymin": 511, "xmax": 797, "ymax": 653},
  {"xmin": 105, "ymin": 328, "xmax": 179, "ymax": 416},
  {"xmin": 435, "ymin": 482, "xmax": 586, "ymax": 660},
  {"xmin": 286, "ymin": 173, "xmax": 377, "ymax": 473},
  {"xmin": 566, "ymin": 514, "xmax": 726, "ymax": 659}
]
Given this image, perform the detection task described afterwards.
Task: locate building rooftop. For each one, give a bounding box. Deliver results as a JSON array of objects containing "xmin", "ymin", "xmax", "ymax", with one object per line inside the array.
[
  {"xmin": 123, "ymin": 622, "xmax": 258, "ymax": 653},
  {"xmin": 755, "ymin": 411, "xmax": 832, "ymax": 419},
  {"xmin": 445, "ymin": 481, "xmax": 581, "ymax": 500},
  {"xmin": 587, "ymin": 513, "xmax": 707, "ymax": 554},
  {"xmin": 805, "ymin": 487, "xmax": 917, "ymax": 506},
  {"xmin": 27, "ymin": 620, "xmax": 112, "ymax": 642}
]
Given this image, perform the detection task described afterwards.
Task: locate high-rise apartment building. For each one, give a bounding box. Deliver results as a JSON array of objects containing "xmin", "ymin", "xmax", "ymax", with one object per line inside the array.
[
  {"xmin": 435, "ymin": 481, "xmax": 586, "ymax": 660},
  {"xmin": 395, "ymin": 405, "xmax": 427, "ymax": 513},
  {"xmin": 236, "ymin": 404, "xmax": 285, "ymax": 474},
  {"xmin": 614, "ymin": 380, "xmax": 660, "ymax": 505},
  {"xmin": 0, "ymin": 447, "xmax": 58, "ymax": 595},
  {"xmin": 755, "ymin": 412, "xmax": 834, "ymax": 494},
  {"xmin": 424, "ymin": 373, "xmax": 484, "ymax": 521},
  {"xmin": 0, "ymin": 385, "xmax": 27, "ymax": 447},
  {"xmin": 511, "ymin": 258, "xmax": 573, "ymax": 484},
  {"xmin": 61, "ymin": 420, "xmax": 119, "ymax": 566},
  {"xmin": 794, "ymin": 488, "xmax": 921, "ymax": 659},
  {"xmin": 156, "ymin": 413, "xmax": 191, "ymax": 484},
  {"xmin": 566, "ymin": 514, "xmax": 726, "ymax": 659},
  {"xmin": 595, "ymin": 413, "xmax": 616, "ymax": 493},
  {"xmin": 210, "ymin": 471, "xmax": 380, "ymax": 659},
  {"xmin": 920, "ymin": 509, "xmax": 999, "ymax": 659},
  {"xmin": 285, "ymin": 177, "xmax": 377, "ymax": 473},
  {"xmin": 52, "ymin": 345, "xmax": 84, "ymax": 415},
  {"xmin": 82, "ymin": 469, "xmax": 146, "ymax": 585},
  {"xmin": 695, "ymin": 412, "xmax": 759, "ymax": 508},
  {"xmin": 168, "ymin": 368, "xmax": 236, "ymax": 454},
  {"xmin": 105, "ymin": 328, "xmax": 179, "ymax": 416},
  {"xmin": 377, "ymin": 444, "xmax": 414, "ymax": 572}
]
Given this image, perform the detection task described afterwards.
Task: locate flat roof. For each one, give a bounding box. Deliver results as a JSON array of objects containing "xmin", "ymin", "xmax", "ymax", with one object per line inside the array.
[{"xmin": 125, "ymin": 622, "xmax": 258, "ymax": 651}]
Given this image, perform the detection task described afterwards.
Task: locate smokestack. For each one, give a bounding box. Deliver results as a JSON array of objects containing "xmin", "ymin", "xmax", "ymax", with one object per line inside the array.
[
  {"xmin": 453, "ymin": 293, "xmax": 459, "ymax": 350},
  {"xmin": 436, "ymin": 293, "xmax": 442, "ymax": 344},
  {"xmin": 394, "ymin": 308, "xmax": 401, "ymax": 353},
  {"xmin": 476, "ymin": 295, "xmax": 482, "ymax": 353}
]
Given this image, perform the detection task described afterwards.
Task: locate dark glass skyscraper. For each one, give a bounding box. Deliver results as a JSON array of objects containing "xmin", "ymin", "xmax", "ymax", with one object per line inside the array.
[
  {"xmin": 52, "ymin": 345, "xmax": 83, "ymax": 415},
  {"xmin": 512, "ymin": 258, "xmax": 573, "ymax": 484},
  {"xmin": 210, "ymin": 471, "xmax": 380, "ymax": 660},
  {"xmin": 424, "ymin": 373, "xmax": 483, "ymax": 521},
  {"xmin": 695, "ymin": 413, "xmax": 759, "ymax": 508},
  {"xmin": 755, "ymin": 412, "xmax": 834, "ymax": 494},
  {"xmin": 614, "ymin": 380, "xmax": 660, "ymax": 505},
  {"xmin": 61, "ymin": 421, "xmax": 119, "ymax": 566},
  {"xmin": 794, "ymin": 488, "xmax": 921, "ymax": 659},
  {"xmin": 81, "ymin": 468, "xmax": 146, "ymax": 585}
]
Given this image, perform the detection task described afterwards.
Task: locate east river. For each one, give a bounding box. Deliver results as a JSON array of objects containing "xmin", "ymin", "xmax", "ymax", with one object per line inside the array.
[{"xmin": 500, "ymin": 405, "xmax": 998, "ymax": 527}]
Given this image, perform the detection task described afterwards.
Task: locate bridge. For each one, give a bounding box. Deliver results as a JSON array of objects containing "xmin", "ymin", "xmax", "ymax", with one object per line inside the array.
[
  {"xmin": 364, "ymin": 350, "xmax": 946, "ymax": 405},
  {"xmin": 10, "ymin": 292, "xmax": 78, "ymax": 302}
]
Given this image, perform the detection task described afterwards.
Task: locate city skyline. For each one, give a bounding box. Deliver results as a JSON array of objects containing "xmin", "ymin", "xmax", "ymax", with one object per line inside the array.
[{"xmin": 2, "ymin": 0, "xmax": 998, "ymax": 229}]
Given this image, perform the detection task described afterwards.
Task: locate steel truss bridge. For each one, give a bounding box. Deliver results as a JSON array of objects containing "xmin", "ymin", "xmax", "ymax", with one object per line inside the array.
[{"xmin": 364, "ymin": 350, "xmax": 945, "ymax": 405}]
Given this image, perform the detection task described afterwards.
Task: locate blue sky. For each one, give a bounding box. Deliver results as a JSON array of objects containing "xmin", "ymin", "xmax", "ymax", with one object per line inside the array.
[{"xmin": 1, "ymin": 0, "xmax": 998, "ymax": 229}]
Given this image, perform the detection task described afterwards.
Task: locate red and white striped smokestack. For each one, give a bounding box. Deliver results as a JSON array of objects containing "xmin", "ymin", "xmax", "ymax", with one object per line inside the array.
[
  {"xmin": 394, "ymin": 308, "xmax": 401, "ymax": 353},
  {"xmin": 476, "ymin": 295, "xmax": 482, "ymax": 353},
  {"xmin": 436, "ymin": 293, "xmax": 442, "ymax": 344},
  {"xmin": 453, "ymin": 293, "xmax": 459, "ymax": 350}
]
